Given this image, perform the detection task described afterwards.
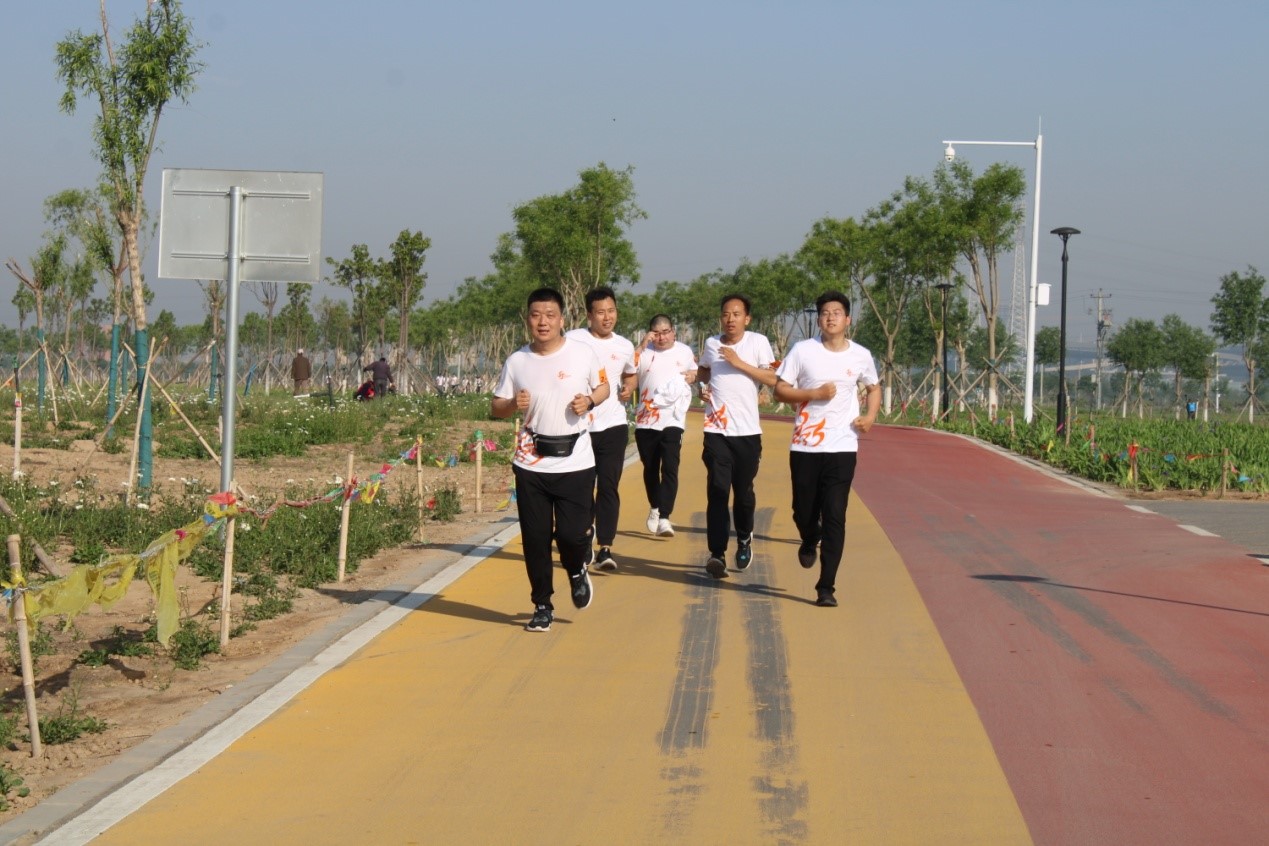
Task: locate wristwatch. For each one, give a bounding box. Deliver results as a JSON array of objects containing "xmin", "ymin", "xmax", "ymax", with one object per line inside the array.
[{"xmin": 585, "ymin": 397, "xmax": 596, "ymax": 411}]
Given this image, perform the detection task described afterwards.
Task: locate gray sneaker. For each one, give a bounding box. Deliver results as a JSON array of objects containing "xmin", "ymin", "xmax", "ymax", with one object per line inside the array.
[
  {"xmin": 705, "ymin": 555, "xmax": 728, "ymax": 579},
  {"xmin": 526, "ymin": 605, "xmax": 553, "ymax": 631},
  {"xmin": 570, "ymin": 566, "xmax": 593, "ymax": 609},
  {"xmin": 595, "ymin": 547, "xmax": 617, "ymax": 571}
]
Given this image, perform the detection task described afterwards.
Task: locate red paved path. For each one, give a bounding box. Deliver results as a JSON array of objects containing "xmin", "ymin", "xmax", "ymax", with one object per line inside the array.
[{"xmin": 852, "ymin": 425, "xmax": 1269, "ymax": 845}]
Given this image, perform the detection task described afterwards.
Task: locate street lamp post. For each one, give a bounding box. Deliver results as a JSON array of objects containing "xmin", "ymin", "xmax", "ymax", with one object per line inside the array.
[
  {"xmin": 941, "ymin": 129, "xmax": 1043, "ymax": 422},
  {"xmin": 1051, "ymin": 227, "xmax": 1080, "ymax": 434},
  {"xmin": 935, "ymin": 282, "xmax": 953, "ymax": 420}
]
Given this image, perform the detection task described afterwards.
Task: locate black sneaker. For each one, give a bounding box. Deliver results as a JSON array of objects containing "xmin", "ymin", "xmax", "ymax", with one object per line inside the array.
[
  {"xmin": 735, "ymin": 536, "xmax": 753, "ymax": 570},
  {"xmin": 526, "ymin": 605, "xmax": 553, "ymax": 631},
  {"xmin": 705, "ymin": 555, "xmax": 728, "ymax": 579},
  {"xmin": 570, "ymin": 566, "xmax": 593, "ymax": 609},
  {"xmin": 798, "ymin": 541, "xmax": 817, "ymax": 569},
  {"xmin": 815, "ymin": 590, "xmax": 837, "ymax": 607},
  {"xmin": 595, "ymin": 547, "xmax": 617, "ymax": 572}
]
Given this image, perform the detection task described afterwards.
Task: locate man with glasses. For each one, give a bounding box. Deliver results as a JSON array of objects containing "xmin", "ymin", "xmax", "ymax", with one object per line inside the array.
[
  {"xmin": 634, "ymin": 314, "xmax": 697, "ymax": 538},
  {"xmin": 774, "ymin": 291, "xmax": 879, "ymax": 606}
]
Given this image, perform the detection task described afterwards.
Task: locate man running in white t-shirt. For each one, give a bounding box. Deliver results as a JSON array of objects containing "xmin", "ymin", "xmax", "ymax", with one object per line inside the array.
[
  {"xmin": 565, "ymin": 287, "xmax": 637, "ymax": 571},
  {"xmin": 774, "ymin": 290, "xmax": 879, "ymax": 606},
  {"xmin": 633, "ymin": 314, "xmax": 698, "ymax": 539},
  {"xmin": 697, "ymin": 293, "xmax": 777, "ymax": 579},
  {"xmin": 492, "ymin": 288, "xmax": 611, "ymax": 632}
]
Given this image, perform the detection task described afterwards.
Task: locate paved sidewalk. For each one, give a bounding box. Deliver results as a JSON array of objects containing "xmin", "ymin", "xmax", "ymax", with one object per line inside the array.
[{"xmin": 8, "ymin": 421, "xmax": 1267, "ymax": 845}]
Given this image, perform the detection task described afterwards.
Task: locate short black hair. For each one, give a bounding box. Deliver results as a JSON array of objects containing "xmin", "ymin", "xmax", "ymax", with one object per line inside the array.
[
  {"xmin": 527, "ymin": 287, "xmax": 565, "ymax": 311},
  {"xmin": 585, "ymin": 287, "xmax": 618, "ymax": 311},
  {"xmin": 648, "ymin": 313, "xmax": 672, "ymax": 330},
  {"xmin": 815, "ymin": 291, "xmax": 851, "ymax": 316},
  {"xmin": 720, "ymin": 292, "xmax": 751, "ymax": 315}
]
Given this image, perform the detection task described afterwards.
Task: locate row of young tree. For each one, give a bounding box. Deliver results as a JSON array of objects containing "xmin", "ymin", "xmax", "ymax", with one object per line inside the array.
[{"xmin": 8, "ymin": 3, "xmax": 1269, "ymax": 496}]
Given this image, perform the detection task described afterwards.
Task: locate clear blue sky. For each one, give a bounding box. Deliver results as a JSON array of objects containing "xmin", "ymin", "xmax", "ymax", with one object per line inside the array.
[{"xmin": 3, "ymin": 0, "xmax": 1267, "ymax": 349}]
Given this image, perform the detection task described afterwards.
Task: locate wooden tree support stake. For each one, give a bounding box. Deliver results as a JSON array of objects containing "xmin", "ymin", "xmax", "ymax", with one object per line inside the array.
[
  {"xmin": 7, "ymin": 534, "xmax": 42, "ymax": 758},
  {"xmin": 337, "ymin": 451, "xmax": 355, "ymax": 582}
]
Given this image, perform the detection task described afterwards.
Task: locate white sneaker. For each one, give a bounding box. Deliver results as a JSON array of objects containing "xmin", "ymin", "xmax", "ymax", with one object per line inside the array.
[
  {"xmin": 656, "ymin": 518, "xmax": 675, "ymax": 537},
  {"xmin": 646, "ymin": 508, "xmax": 660, "ymax": 534}
]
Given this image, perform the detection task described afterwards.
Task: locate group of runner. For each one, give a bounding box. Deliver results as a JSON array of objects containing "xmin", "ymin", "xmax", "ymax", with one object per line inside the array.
[{"xmin": 489, "ymin": 286, "xmax": 880, "ymax": 632}]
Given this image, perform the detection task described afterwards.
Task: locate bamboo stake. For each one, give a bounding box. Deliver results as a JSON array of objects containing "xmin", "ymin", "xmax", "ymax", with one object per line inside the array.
[
  {"xmin": 220, "ymin": 508, "xmax": 236, "ymax": 648},
  {"xmin": 12, "ymin": 391, "xmax": 22, "ymax": 480},
  {"xmin": 336, "ymin": 451, "xmax": 354, "ymax": 582},
  {"xmin": 147, "ymin": 369, "xmax": 221, "ymax": 465},
  {"xmin": 125, "ymin": 338, "xmax": 157, "ymax": 505},
  {"xmin": 474, "ymin": 429, "xmax": 483, "ymax": 514},
  {"xmin": 0, "ymin": 496, "xmax": 62, "ymax": 578},
  {"xmin": 8, "ymin": 535, "xmax": 42, "ymax": 758},
  {"xmin": 415, "ymin": 437, "xmax": 425, "ymax": 542},
  {"xmin": 40, "ymin": 342, "xmax": 61, "ymax": 428},
  {"xmin": 0, "ymin": 350, "xmax": 41, "ymax": 390}
]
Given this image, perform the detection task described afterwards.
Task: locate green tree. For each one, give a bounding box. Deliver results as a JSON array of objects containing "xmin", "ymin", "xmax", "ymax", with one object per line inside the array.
[
  {"xmin": 56, "ymin": 0, "xmax": 203, "ymax": 490},
  {"xmin": 379, "ymin": 229, "xmax": 431, "ymax": 388},
  {"xmin": 280, "ymin": 284, "xmax": 316, "ymax": 353},
  {"xmin": 858, "ymin": 179, "xmax": 957, "ymax": 413},
  {"xmin": 326, "ymin": 244, "xmax": 383, "ymax": 360},
  {"xmin": 1160, "ymin": 314, "xmax": 1215, "ymax": 417},
  {"xmin": 1034, "ymin": 325, "xmax": 1061, "ymax": 404},
  {"xmin": 1209, "ymin": 266, "xmax": 1269, "ymax": 422},
  {"xmin": 933, "ymin": 161, "xmax": 1027, "ymax": 416},
  {"xmin": 6, "ymin": 235, "xmax": 68, "ymax": 408},
  {"xmin": 508, "ymin": 162, "xmax": 645, "ymax": 323},
  {"xmin": 1107, "ymin": 318, "xmax": 1166, "ymax": 418}
]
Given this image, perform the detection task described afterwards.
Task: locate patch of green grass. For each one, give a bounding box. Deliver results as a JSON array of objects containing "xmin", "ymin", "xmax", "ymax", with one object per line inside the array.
[{"xmin": 0, "ymin": 764, "xmax": 30, "ymax": 811}]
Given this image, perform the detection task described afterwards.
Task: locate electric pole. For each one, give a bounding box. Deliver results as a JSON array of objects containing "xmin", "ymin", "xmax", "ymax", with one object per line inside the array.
[{"xmin": 1089, "ymin": 289, "xmax": 1113, "ymax": 409}]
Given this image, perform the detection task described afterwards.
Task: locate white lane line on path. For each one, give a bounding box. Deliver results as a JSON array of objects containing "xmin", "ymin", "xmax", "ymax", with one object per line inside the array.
[
  {"xmin": 39, "ymin": 520, "xmax": 525, "ymax": 846},
  {"xmin": 1125, "ymin": 505, "xmax": 1155, "ymax": 514},
  {"xmin": 1179, "ymin": 524, "xmax": 1219, "ymax": 537}
]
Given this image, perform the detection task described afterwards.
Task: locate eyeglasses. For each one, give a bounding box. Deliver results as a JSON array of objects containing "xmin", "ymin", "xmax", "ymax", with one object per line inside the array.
[{"xmin": 819, "ymin": 310, "xmax": 847, "ymax": 319}]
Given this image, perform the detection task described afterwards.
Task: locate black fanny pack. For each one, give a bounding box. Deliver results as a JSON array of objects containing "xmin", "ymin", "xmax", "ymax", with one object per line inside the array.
[{"xmin": 529, "ymin": 430, "xmax": 581, "ymax": 458}]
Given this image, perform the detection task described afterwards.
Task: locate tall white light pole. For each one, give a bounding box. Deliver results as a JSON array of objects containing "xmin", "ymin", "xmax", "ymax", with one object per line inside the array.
[{"xmin": 940, "ymin": 130, "xmax": 1043, "ymax": 422}]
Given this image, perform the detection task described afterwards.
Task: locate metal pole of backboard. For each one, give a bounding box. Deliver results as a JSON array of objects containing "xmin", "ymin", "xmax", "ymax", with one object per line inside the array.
[{"xmin": 220, "ymin": 186, "xmax": 242, "ymax": 494}]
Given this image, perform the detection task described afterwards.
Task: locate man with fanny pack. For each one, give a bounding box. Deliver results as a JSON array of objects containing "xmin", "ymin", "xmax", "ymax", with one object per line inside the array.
[{"xmin": 492, "ymin": 287, "xmax": 611, "ymax": 632}]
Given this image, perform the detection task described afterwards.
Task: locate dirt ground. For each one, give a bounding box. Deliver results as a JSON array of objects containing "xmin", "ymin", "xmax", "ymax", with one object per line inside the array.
[{"xmin": 0, "ymin": 422, "xmax": 517, "ymax": 820}]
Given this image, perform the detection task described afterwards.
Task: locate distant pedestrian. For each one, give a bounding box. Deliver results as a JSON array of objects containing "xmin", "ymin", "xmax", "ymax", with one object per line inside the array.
[
  {"xmin": 364, "ymin": 356, "xmax": 394, "ymax": 398},
  {"xmin": 565, "ymin": 287, "xmax": 637, "ymax": 571},
  {"xmin": 634, "ymin": 314, "xmax": 697, "ymax": 539},
  {"xmin": 1187, "ymin": 398, "xmax": 1198, "ymax": 420},
  {"xmin": 698, "ymin": 293, "xmax": 777, "ymax": 579},
  {"xmin": 774, "ymin": 291, "xmax": 879, "ymax": 606},
  {"xmin": 491, "ymin": 287, "xmax": 611, "ymax": 633},
  {"xmin": 291, "ymin": 348, "xmax": 312, "ymax": 397}
]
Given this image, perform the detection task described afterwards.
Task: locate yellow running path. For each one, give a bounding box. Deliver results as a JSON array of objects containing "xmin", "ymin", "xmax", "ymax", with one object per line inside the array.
[{"xmin": 87, "ymin": 420, "xmax": 1030, "ymax": 845}]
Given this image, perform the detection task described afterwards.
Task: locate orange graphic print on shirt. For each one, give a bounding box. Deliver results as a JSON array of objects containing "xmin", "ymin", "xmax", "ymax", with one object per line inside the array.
[
  {"xmin": 635, "ymin": 388, "xmax": 659, "ymax": 425},
  {"xmin": 514, "ymin": 427, "xmax": 543, "ymax": 466},
  {"xmin": 704, "ymin": 402, "xmax": 729, "ymax": 431},
  {"xmin": 791, "ymin": 404, "xmax": 826, "ymax": 447}
]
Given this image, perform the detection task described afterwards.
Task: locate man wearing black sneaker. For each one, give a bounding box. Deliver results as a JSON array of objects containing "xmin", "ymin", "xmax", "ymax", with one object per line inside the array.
[
  {"xmin": 697, "ymin": 293, "xmax": 777, "ymax": 579},
  {"xmin": 774, "ymin": 291, "xmax": 879, "ymax": 606},
  {"xmin": 492, "ymin": 288, "xmax": 611, "ymax": 632},
  {"xmin": 566, "ymin": 288, "xmax": 637, "ymax": 572}
]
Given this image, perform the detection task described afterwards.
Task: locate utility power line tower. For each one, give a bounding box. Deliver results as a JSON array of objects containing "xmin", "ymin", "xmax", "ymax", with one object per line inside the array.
[
  {"xmin": 1089, "ymin": 289, "xmax": 1113, "ymax": 409},
  {"xmin": 1008, "ymin": 201, "xmax": 1027, "ymax": 363}
]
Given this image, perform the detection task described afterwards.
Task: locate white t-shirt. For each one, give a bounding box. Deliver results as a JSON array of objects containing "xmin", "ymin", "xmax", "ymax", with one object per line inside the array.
[
  {"xmin": 494, "ymin": 337, "xmax": 608, "ymax": 473},
  {"xmin": 564, "ymin": 328, "xmax": 636, "ymax": 432},
  {"xmin": 634, "ymin": 340, "xmax": 697, "ymax": 431},
  {"xmin": 775, "ymin": 336, "xmax": 879, "ymax": 453},
  {"xmin": 699, "ymin": 331, "xmax": 775, "ymax": 437}
]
